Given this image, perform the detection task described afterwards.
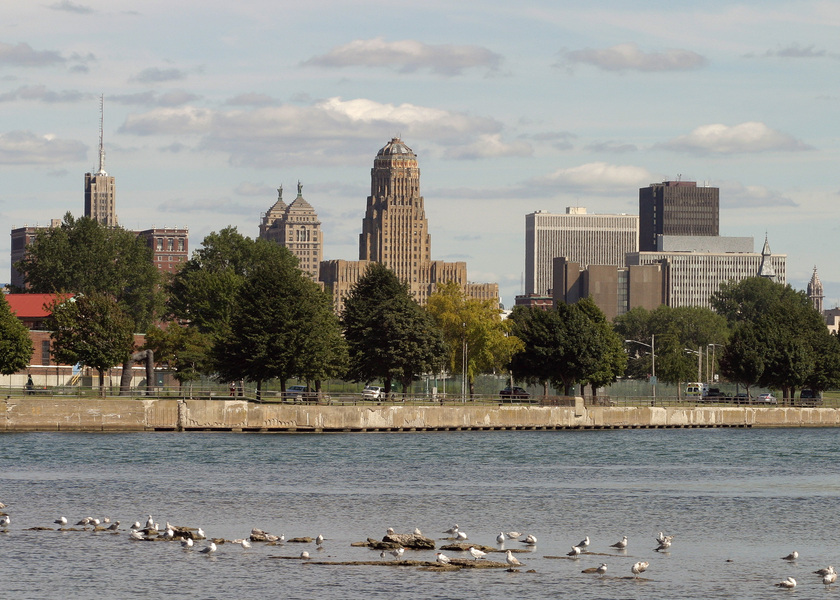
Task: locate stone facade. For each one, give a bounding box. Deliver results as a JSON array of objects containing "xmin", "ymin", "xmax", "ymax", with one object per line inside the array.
[
  {"xmin": 526, "ymin": 207, "xmax": 638, "ymax": 296},
  {"xmin": 320, "ymin": 138, "xmax": 498, "ymax": 314},
  {"xmin": 259, "ymin": 183, "xmax": 323, "ymax": 281}
]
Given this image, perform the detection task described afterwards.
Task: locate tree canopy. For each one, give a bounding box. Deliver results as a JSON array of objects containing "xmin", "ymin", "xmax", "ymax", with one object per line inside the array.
[
  {"xmin": 426, "ymin": 282, "xmax": 522, "ymax": 396},
  {"xmin": 212, "ymin": 243, "xmax": 345, "ymax": 397},
  {"xmin": 49, "ymin": 293, "xmax": 135, "ymax": 394},
  {"xmin": 0, "ymin": 295, "xmax": 33, "ymax": 376},
  {"xmin": 341, "ymin": 264, "xmax": 445, "ymax": 395},
  {"xmin": 15, "ymin": 213, "xmax": 162, "ymax": 330}
]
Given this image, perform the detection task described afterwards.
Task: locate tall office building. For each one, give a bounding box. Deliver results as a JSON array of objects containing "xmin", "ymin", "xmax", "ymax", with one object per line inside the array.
[
  {"xmin": 320, "ymin": 138, "xmax": 497, "ymax": 313},
  {"xmin": 639, "ymin": 181, "xmax": 718, "ymax": 251},
  {"xmin": 525, "ymin": 207, "xmax": 638, "ymax": 296},
  {"xmin": 259, "ymin": 183, "xmax": 323, "ymax": 281},
  {"xmin": 84, "ymin": 96, "xmax": 117, "ymax": 227}
]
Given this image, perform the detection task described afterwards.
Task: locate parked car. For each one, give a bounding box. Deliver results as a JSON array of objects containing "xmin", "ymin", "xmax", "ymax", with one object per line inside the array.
[
  {"xmin": 282, "ymin": 385, "xmax": 317, "ymax": 401},
  {"xmin": 362, "ymin": 385, "xmax": 384, "ymax": 400},
  {"xmin": 799, "ymin": 389, "xmax": 822, "ymax": 406},
  {"xmin": 755, "ymin": 393, "xmax": 777, "ymax": 405},
  {"xmin": 733, "ymin": 392, "xmax": 751, "ymax": 404},
  {"xmin": 500, "ymin": 386, "xmax": 530, "ymax": 400}
]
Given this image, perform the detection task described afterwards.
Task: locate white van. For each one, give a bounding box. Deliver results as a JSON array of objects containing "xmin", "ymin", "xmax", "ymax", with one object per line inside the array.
[{"xmin": 685, "ymin": 382, "xmax": 708, "ymax": 399}]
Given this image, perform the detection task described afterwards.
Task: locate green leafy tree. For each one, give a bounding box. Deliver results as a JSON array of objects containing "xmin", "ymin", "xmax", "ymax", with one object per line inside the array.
[
  {"xmin": 15, "ymin": 213, "xmax": 162, "ymax": 330},
  {"xmin": 213, "ymin": 244, "xmax": 345, "ymax": 398},
  {"xmin": 49, "ymin": 293, "xmax": 135, "ymax": 395},
  {"xmin": 426, "ymin": 282, "xmax": 523, "ymax": 396},
  {"xmin": 718, "ymin": 322, "xmax": 765, "ymax": 397},
  {"xmin": 508, "ymin": 301, "xmax": 603, "ymax": 397},
  {"xmin": 167, "ymin": 226, "xmax": 257, "ymax": 337},
  {"xmin": 144, "ymin": 324, "xmax": 213, "ymax": 396},
  {"xmin": 341, "ymin": 264, "xmax": 445, "ymax": 395},
  {"xmin": 712, "ymin": 277, "xmax": 833, "ymax": 399},
  {"xmin": 0, "ymin": 295, "xmax": 33, "ymax": 375},
  {"xmin": 576, "ymin": 298, "xmax": 627, "ymax": 397}
]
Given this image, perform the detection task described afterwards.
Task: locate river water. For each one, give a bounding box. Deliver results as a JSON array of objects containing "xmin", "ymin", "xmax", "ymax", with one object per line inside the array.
[{"xmin": 0, "ymin": 428, "xmax": 838, "ymax": 599}]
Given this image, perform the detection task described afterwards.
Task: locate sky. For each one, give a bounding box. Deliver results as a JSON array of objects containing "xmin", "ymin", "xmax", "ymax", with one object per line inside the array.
[{"xmin": 2, "ymin": 0, "xmax": 839, "ymax": 308}]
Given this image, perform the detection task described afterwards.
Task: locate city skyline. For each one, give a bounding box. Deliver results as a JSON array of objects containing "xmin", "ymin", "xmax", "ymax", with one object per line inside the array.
[{"xmin": 2, "ymin": 1, "xmax": 839, "ymax": 307}]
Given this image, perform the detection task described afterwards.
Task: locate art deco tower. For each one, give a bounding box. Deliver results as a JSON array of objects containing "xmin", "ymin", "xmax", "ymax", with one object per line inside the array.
[
  {"xmin": 359, "ymin": 138, "xmax": 432, "ymax": 293},
  {"xmin": 84, "ymin": 95, "xmax": 117, "ymax": 226}
]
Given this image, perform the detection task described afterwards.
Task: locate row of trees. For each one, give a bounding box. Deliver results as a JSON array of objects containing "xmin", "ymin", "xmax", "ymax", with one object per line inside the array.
[{"xmin": 6, "ymin": 214, "xmax": 837, "ymax": 399}]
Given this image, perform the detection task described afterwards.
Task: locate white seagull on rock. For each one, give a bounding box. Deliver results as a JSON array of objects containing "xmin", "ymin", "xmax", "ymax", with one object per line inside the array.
[
  {"xmin": 567, "ymin": 545, "xmax": 582, "ymax": 557},
  {"xmin": 576, "ymin": 536, "xmax": 590, "ymax": 550},
  {"xmin": 54, "ymin": 517, "xmax": 67, "ymax": 526},
  {"xmin": 505, "ymin": 550, "xmax": 521, "ymax": 567},
  {"xmin": 0, "ymin": 515, "xmax": 10, "ymax": 528},
  {"xmin": 436, "ymin": 552, "xmax": 451, "ymax": 565},
  {"xmin": 468, "ymin": 547, "xmax": 487, "ymax": 560},
  {"xmin": 631, "ymin": 561, "xmax": 649, "ymax": 578},
  {"xmin": 129, "ymin": 529, "xmax": 145, "ymax": 540},
  {"xmin": 455, "ymin": 530, "xmax": 468, "ymax": 541},
  {"xmin": 443, "ymin": 524, "xmax": 459, "ymax": 535}
]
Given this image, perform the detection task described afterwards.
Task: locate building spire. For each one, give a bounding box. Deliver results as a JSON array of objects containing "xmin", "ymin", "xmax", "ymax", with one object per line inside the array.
[{"xmin": 97, "ymin": 94, "xmax": 107, "ymax": 176}]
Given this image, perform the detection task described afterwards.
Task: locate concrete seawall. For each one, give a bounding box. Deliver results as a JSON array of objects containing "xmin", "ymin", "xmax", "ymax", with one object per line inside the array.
[{"xmin": 3, "ymin": 396, "xmax": 840, "ymax": 432}]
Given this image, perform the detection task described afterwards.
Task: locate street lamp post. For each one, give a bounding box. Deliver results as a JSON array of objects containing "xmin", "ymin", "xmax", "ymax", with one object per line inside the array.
[
  {"xmin": 626, "ymin": 334, "xmax": 656, "ymax": 402},
  {"xmin": 707, "ymin": 343, "xmax": 722, "ymax": 384}
]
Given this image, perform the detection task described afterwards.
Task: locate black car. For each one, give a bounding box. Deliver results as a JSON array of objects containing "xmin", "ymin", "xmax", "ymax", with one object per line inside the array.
[{"xmin": 500, "ymin": 386, "xmax": 530, "ymax": 400}]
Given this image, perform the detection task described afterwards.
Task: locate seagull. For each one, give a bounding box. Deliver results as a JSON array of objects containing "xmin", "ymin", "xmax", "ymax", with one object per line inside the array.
[
  {"xmin": 390, "ymin": 547, "xmax": 405, "ymax": 561},
  {"xmin": 386, "ymin": 527, "xmax": 395, "ymax": 536},
  {"xmin": 130, "ymin": 521, "xmax": 142, "ymax": 530},
  {"xmin": 379, "ymin": 550, "xmax": 387, "ymax": 560},
  {"xmin": 781, "ymin": 551, "xmax": 798, "ymax": 561},
  {"xmin": 655, "ymin": 538, "xmax": 671, "ymax": 551},
  {"xmin": 506, "ymin": 531, "xmax": 522, "ymax": 540},
  {"xmin": 568, "ymin": 545, "xmax": 582, "ymax": 557},
  {"xmin": 815, "ymin": 565, "xmax": 835, "ymax": 576},
  {"xmin": 455, "ymin": 530, "xmax": 468, "ymax": 541},
  {"xmin": 106, "ymin": 521, "xmax": 120, "ymax": 531},
  {"xmin": 413, "ymin": 527, "xmax": 423, "ymax": 536},
  {"xmin": 523, "ymin": 534, "xmax": 537, "ymax": 545},
  {"xmin": 0, "ymin": 502, "xmax": 5, "ymax": 509},
  {"xmin": 164, "ymin": 527, "xmax": 175, "ymax": 539},
  {"xmin": 496, "ymin": 532, "xmax": 506, "ymax": 544},
  {"xmin": 181, "ymin": 537, "xmax": 193, "ymax": 548},
  {"xmin": 76, "ymin": 517, "xmax": 92, "ymax": 527},
  {"xmin": 824, "ymin": 572, "xmax": 837, "ymax": 588},
  {"xmin": 54, "ymin": 517, "xmax": 67, "ymax": 526},
  {"xmin": 468, "ymin": 547, "xmax": 487, "ymax": 560},
  {"xmin": 129, "ymin": 529, "xmax": 145, "ymax": 540},
  {"xmin": 610, "ymin": 536, "xmax": 628, "ymax": 549},
  {"xmin": 300, "ymin": 550, "xmax": 310, "ymax": 559},
  {"xmin": 631, "ymin": 561, "xmax": 649, "ymax": 578},
  {"xmin": 145, "ymin": 515, "xmax": 154, "ymax": 529},
  {"xmin": 265, "ymin": 533, "xmax": 280, "ymax": 542},
  {"xmin": 506, "ymin": 550, "xmax": 522, "ymax": 567},
  {"xmin": 91, "ymin": 518, "xmax": 100, "ymax": 527},
  {"xmin": 199, "ymin": 542, "xmax": 217, "ymax": 555},
  {"xmin": 315, "ymin": 534, "xmax": 324, "ymax": 546},
  {"xmin": 436, "ymin": 552, "xmax": 451, "ymax": 565},
  {"xmin": 102, "ymin": 517, "xmax": 110, "ymax": 524},
  {"xmin": 443, "ymin": 524, "xmax": 459, "ymax": 535},
  {"xmin": 241, "ymin": 539, "xmax": 251, "ymax": 549},
  {"xmin": 0, "ymin": 515, "xmax": 10, "ymax": 527},
  {"xmin": 775, "ymin": 576, "xmax": 796, "ymax": 589},
  {"xmin": 582, "ymin": 563, "xmax": 608, "ymax": 576},
  {"xmin": 656, "ymin": 531, "xmax": 673, "ymax": 544},
  {"xmin": 196, "ymin": 528, "xmax": 205, "ymax": 539},
  {"xmin": 576, "ymin": 536, "xmax": 590, "ymax": 550}
]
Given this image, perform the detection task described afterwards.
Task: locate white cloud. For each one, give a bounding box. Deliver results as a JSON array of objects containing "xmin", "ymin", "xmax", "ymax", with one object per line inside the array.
[
  {"xmin": 533, "ymin": 162, "xmax": 657, "ymax": 191},
  {"xmin": 560, "ymin": 42, "xmax": 706, "ymax": 72},
  {"xmin": 0, "ymin": 130, "xmax": 86, "ymax": 164},
  {"xmin": 661, "ymin": 122, "xmax": 812, "ymax": 154},
  {"xmin": 303, "ymin": 37, "xmax": 502, "ymax": 76},
  {"xmin": 0, "ymin": 41, "xmax": 65, "ymax": 68},
  {"xmin": 0, "ymin": 85, "xmax": 91, "ymax": 103},
  {"xmin": 720, "ymin": 181, "xmax": 797, "ymax": 208},
  {"xmin": 119, "ymin": 97, "xmax": 504, "ymax": 167},
  {"xmin": 130, "ymin": 67, "xmax": 188, "ymax": 83},
  {"xmin": 444, "ymin": 134, "xmax": 532, "ymax": 159}
]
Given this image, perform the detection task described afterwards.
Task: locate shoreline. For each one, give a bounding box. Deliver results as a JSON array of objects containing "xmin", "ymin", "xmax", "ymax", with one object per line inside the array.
[{"xmin": 3, "ymin": 396, "xmax": 839, "ymax": 432}]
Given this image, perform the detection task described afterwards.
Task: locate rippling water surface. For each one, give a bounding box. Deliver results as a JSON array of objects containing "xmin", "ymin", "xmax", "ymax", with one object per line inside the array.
[{"xmin": 1, "ymin": 428, "xmax": 839, "ymax": 599}]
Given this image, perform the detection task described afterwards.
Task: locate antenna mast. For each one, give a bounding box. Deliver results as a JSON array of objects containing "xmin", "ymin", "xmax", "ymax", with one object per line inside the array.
[{"xmin": 97, "ymin": 94, "xmax": 107, "ymax": 175}]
